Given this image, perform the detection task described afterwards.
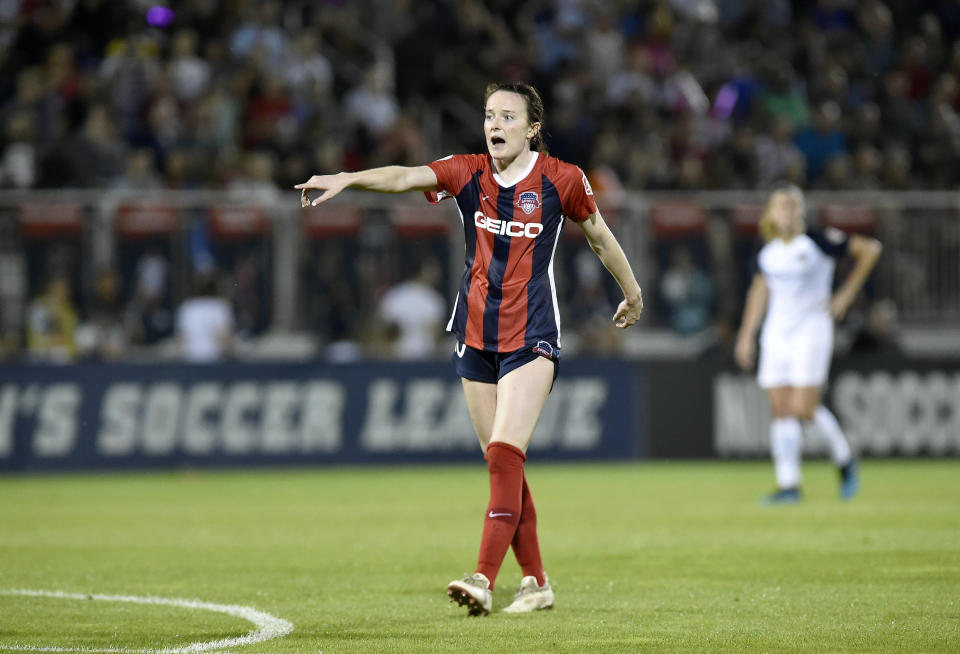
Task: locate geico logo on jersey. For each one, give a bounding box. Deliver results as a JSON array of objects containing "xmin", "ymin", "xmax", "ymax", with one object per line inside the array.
[{"xmin": 474, "ymin": 211, "xmax": 543, "ymax": 238}]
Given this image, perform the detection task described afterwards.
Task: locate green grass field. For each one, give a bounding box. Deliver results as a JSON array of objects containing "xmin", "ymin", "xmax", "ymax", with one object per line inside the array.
[{"xmin": 1, "ymin": 460, "xmax": 958, "ymax": 653}]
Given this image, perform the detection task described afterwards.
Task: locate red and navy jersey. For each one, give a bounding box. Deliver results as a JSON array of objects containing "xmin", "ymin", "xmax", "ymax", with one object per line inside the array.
[{"xmin": 426, "ymin": 152, "xmax": 597, "ymax": 353}]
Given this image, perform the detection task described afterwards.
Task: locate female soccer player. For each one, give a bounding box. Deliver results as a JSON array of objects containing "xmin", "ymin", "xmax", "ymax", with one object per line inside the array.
[
  {"xmin": 296, "ymin": 82, "xmax": 643, "ymax": 615},
  {"xmin": 734, "ymin": 184, "xmax": 882, "ymax": 504}
]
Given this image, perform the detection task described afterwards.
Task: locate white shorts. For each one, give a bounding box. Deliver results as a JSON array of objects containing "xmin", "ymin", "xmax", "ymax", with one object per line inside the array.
[{"xmin": 757, "ymin": 315, "xmax": 834, "ymax": 389}]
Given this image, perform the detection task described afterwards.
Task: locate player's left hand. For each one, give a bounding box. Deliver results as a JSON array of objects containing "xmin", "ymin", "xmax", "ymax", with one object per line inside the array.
[{"xmin": 613, "ymin": 292, "xmax": 643, "ymax": 328}]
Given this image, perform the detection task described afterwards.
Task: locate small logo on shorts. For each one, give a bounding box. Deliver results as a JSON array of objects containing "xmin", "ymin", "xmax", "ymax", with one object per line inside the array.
[
  {"xmin": 516, "ymin": 191, "xmax": 541, "ymax": 215},
  {"xmin": 533, "ymin": 340, "xmax": 555, "ymax": 359},
  {"xmin": 455, "ymin": 342, "xmax": 466, "ymax": 358}
]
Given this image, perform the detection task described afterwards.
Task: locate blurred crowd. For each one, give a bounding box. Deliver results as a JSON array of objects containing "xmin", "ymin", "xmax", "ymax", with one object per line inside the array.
[
  {"xmin": 0, "ymin": 0, "xmax": 958, "ymax": 193},
  {"xmin": 1, "ymin": 0, "xmax": 949, "ymax": 362}
]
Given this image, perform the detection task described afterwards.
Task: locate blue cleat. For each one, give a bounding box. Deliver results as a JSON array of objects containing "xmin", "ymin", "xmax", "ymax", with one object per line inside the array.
[
  {"xmin": 839, "ymin": 460, "xmax": 860, "ymax": 500},
  {"xmin": 759, "ymin": 487, "xmax": 802, "ymax": 506}
]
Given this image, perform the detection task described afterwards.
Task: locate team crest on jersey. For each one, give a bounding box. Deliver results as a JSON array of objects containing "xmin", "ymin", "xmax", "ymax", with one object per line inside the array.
[{"xmin": 516, "ymin": 191, "xmax": 541, "ymax": 215}]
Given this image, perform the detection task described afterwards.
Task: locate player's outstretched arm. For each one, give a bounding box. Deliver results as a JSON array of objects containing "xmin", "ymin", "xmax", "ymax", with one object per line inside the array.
[
  {"xmin": 577, "ymin": 212, "xmax": 643, "ymax": 328},
  {"xmin": 734, "ymin": 274, "xmax": 768, "ymax": 370},
  {"xmin": 830, "ymin": 234, "xmax": 882, "ymax": 320},
  {"xmin": 295, "ymin": 165, "xmax": 438, "ymax": 207}
]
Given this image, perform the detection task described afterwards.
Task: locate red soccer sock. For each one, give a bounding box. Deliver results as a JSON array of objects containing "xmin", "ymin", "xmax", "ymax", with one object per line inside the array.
[
  {"xmin": 475, "ymin": 441, "xmax": 525, "ymax": 589},
  {"xmin": 511, "ymin": 472, "xmax": 546, "ymax": 587}
]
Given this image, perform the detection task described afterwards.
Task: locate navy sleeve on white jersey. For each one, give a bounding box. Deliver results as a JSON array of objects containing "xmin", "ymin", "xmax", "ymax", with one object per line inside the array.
[
  {"xmin": 807, "ymin": 227, "xmax": 849, "ymax": 258},
  {"xmin": 750, "ymin": 244, "xmax": 764, "ymax": 276}
]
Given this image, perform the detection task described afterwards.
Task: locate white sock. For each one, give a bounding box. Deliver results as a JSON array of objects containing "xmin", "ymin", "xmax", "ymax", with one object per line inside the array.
[
  {"xmin": 804, "ymin": 405, "xmax": 852, "ymax": 467},
  {"xmin": 770, "ymin": 417, "xmax": 802, "ymax": 490}
]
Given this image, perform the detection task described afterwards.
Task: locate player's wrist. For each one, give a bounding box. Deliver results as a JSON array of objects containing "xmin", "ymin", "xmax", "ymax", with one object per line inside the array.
[{"xmin": 623, "ymin": 286, "xmax": 642, "ymax": 304}]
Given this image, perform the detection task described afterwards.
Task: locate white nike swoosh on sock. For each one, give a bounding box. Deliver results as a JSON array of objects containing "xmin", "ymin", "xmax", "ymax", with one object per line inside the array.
[{"xmin": 488, "ymin": 511, "xmax": 512, "ymax": 518}]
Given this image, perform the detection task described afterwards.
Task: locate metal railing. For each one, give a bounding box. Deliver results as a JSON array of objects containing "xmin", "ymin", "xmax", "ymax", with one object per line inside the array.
[{"xmin": 1, "ymin": 189, "xmax": 957, "ymax": 359}]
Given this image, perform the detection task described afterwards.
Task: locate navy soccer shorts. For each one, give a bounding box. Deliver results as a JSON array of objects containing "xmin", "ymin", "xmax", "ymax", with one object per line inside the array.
[{"xmin": 452, "ymin": 340, "xmax": 559, "ymax": 387}]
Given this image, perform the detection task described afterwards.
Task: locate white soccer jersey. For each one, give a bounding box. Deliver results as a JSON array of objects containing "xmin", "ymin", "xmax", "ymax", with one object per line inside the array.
[
  {"xmin": 754, "ymin": 228, "xmax": 849, "ymax": 388},
  {"xmin": 756, "ymin": 228, "xmax": 849, "ymax": 339}
]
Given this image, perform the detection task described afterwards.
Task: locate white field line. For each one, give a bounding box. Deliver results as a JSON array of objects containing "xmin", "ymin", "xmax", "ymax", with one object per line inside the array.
[{"xmin": 0, "ymin": 589, "xmax": 293, "ymax": 654}]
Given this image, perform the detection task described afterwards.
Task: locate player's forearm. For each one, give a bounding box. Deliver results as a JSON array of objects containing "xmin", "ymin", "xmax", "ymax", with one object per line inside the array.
[
  {"xmin": 738, "ymin": 281, "xmax": 768, "ymax": 339},
  {"xmin": 590, "ymin": 231, "xmax": 642, "ymax": 301},
  {"xmin": 341, "ymin": 166, "xmax": 417, "ymax": 193},
  {"xmin": 837, "ymin": 239, "xmax": 882, "ymax": 302}
]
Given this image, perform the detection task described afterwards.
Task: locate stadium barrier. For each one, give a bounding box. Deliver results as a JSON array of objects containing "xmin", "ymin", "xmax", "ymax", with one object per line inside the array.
[
  {"xmin": 0, "ymin": 358, "xmax": 643, "ymax": 471},
  {"xmin": 2, "ymin": 353, "xmax": 957, "ymax": 472},
  {"xmin": 655, "ymin": 351, "xmax": 960, "ymax": 458},
  {"xmin": 1, "ymin": 190, "xmax": 959, "ymax": 344}
]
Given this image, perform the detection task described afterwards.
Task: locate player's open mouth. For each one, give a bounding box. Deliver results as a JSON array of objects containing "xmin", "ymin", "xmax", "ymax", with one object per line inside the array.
[{"xmin": 490, "ymin": 136, "xmax": 505, "ymax": 146}]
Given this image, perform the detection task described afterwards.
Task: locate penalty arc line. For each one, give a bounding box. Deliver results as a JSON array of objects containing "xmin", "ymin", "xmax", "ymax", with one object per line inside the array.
[{"xmin": 0, "ymin": 589, "xmax": 294, "ymax": 654}]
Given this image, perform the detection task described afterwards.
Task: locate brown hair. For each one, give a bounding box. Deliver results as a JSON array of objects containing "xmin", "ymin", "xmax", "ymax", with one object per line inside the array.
[
  {"xmin": 759, "ymin": 182, "xmax": 805, "ymax": 242},
  {"xmin": 483, "ymin": 82, "xmax": 547, "ymax": 153}
]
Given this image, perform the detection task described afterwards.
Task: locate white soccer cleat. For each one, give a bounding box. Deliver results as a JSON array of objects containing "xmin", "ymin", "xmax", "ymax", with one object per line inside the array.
[
  {"xmin": 501, "ymin": 574, "xmax": 554, "ymax": 613},
  {"xmin": 447, "ymin": 572, "xmax": 492, "ymax": 616}
]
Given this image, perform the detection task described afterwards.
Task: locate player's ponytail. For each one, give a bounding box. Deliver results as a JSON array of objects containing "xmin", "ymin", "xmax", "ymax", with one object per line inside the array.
[{"xmin": 484, "ymin": 82, "xmax": 548, "ymax": 154}]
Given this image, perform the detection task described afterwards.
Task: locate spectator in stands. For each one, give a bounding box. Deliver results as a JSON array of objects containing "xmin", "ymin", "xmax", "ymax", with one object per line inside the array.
[
  {"xmin": 127, "ymin": 246, "xmax": 173, "ymax": 345},
  {"xmin": 378, "ymin": 257, "xmax": 446, "ymax": 360},
  {"xmin": 175, "ymin": 271, "xmax": 235, "ymax": 363},
  {"xmin": 343, "ymin": 66, "xmax": 400, "ymax": 142},
  {"xmin": 111, "ymin": 148, "xmax": 164, "ymax": 190},
  {"xmin": 228, "ymin": 150, "xmax": 282, "ymax": 203},
  {"xmin": 71, "ymin": 103, "xmax": 126, "ymax": 187},
  {"xmin": 26, "ymin": 274, "xmax": 78, "ymax": 363},
  {"xmin": 794, "ymin": 100, "xmax": 848, "ymax": 185},
  {"xmin": 285, "ymin": 31, "xmax": 333, "ymax": 106},
  {"xmin": 2, "ymin": 67, "xmax": 61, "ymax": 152},
  {"xmin": 847, "ymin": 102, "xmax": 882, "ymax": 151},
  {"xmin": 229, "ymin": 0, "xmax": 290, "ymax": 77},
  {"xmin": 815, "ymin": 152, "xmax": 854, "ymax": 191},
  {"xmin": 75, "ymin": 269, "xmax": 129, "ymax": 361},
  {"xmin": 98, "ymin": 34, "xmax": 161, "ymax": 140},
  {"xmin": 879, "ymin": 68, "xmax": 922, "ymax": 147},
  {"xmin": 660, "ymin": 244, "xmax": 714, "ymax": 335},
  {"xmin": 168, "ymin": 29, "xmax": 212, "ymax": 104},
  {"xmin": 753, "ymin": 116, "xmax": 804, "ymax": 188},
  {"xmin": 0, "ymin": 112, "xmax": 36, "ymax": 189},
  {"xmin": 243, "ymin": 74, "xmax": 294, "ymax": 150},
  {"xmin": 849, "ymin": 145, "xmax": 883, "ymax": 190},
  {"xmin": 191, "ymin": 81, "xmax": 242, "ymax": 157},
  {"xmin": 881, "ymin": 143, "xmax": 917, "ymax": 190}
]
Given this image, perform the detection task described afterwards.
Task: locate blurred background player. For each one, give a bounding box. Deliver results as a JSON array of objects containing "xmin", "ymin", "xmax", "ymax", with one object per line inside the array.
[
  {"xmin": 734, "ymin": 184, "xmax": 882, "ymax": 504},
  {"xmin": 296, "ymin": 82, "xmax": 643, "ymax": 615}
]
